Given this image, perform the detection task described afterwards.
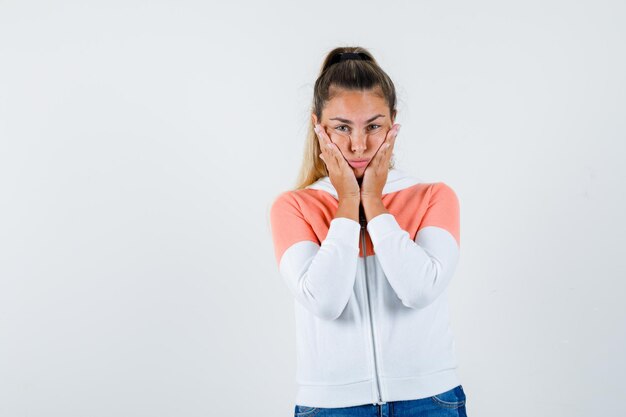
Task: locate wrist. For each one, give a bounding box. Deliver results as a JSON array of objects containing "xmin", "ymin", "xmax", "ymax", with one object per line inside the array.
[
  {"xmin": 338, "ymin": 195, "xmax": 361, "ymax": 204},
  {"xmin": 361, "ymin": 194, "xmax": 383, "ymax": 204},
  {"xmin": 336, "ymin": 196, "xmax": 360, "ymax": 224}
]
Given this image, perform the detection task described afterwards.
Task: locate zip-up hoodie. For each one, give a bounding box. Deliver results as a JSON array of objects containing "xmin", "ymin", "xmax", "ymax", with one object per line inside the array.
[{"xmin": 269, "ymin": 167, "xmax": 461, "ymax": 408}]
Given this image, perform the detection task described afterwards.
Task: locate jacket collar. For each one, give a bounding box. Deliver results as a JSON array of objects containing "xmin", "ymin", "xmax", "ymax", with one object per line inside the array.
[{"xmin": 305, "ymin": 167, "xmax": 421, "ymax": 199}]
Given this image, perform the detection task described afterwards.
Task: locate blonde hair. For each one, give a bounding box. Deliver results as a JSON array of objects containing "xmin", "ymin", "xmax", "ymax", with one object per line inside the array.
[{"xmin": 293, "ymin": 46, "xmax": 398, "ymax": 191}]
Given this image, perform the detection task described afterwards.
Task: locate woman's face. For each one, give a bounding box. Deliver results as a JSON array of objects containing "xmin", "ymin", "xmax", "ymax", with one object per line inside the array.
[{"xmin": 312, "ymin": 88, "xmax": 395, "ymax": 179}]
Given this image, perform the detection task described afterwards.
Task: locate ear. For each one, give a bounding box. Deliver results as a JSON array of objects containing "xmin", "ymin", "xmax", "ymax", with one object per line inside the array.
[
  {"xmin": 311, "ymin": 113, "xmax": 318, "ymax": 126},
  {"xmin": 391, "ymin": 109, "xmax": 397, "ymax": 124}
]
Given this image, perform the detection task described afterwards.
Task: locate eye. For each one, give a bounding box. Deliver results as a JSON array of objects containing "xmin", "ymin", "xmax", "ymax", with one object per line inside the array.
[
  {"xmin": 369, "ymin": 124, "xmax": 381, "ymax": 130},
  {"xmin": 335, "ymin": 125, "xmax": 350, "ymax": 133}
]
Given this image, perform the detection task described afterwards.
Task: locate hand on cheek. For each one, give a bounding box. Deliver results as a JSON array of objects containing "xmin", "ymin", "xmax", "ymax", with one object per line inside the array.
[
  {"xmin": 314, "ymin": 124, "xmax": 361, "ymax": 200},
  {"xmin": 360, "ymin": 124, "xmax": 401, "ymax": 200}
]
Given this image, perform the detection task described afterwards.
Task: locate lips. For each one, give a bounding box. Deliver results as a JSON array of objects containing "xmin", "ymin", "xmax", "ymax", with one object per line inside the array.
[{"xmin": 347, "ymin": 159, "xmax": 371, "ymax": 168}]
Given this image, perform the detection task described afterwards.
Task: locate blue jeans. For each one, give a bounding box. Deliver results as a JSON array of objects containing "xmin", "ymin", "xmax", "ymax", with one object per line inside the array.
[{"xmin": 294, "ymin": 385, "xmax": 467, "ymax": 417}]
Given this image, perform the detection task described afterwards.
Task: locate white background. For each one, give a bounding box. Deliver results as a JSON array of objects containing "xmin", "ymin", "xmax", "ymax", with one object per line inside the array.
[{"xmin": 1, "ymin": 1, "xmax": 624, "ymax": 416}]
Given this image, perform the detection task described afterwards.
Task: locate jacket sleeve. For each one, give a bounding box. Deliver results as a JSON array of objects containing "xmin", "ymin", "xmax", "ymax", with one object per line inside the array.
[
  {"xmin": 269, "ymin": 191, "xmax": 361, "ymax": 320},
  {"xmin": 366, "ymin": 182, "xmax": 460, "ymax": 309}
]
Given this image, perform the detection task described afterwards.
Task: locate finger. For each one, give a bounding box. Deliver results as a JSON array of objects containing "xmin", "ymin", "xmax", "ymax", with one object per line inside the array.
[
  {"xmin": 315, "ymin": 125, "xmax": 348, "ymax": 167},
  {"xmin": 380, "ymin": 126, "xmax": 400, "ymax": 164},
  {"xmin": 314, "ymin": 124, "xmax": 327, "ymax": 149},
  {"xmin": 372, "ymin": 135, "xmax": 390, "ymax": 163},
  {"xmin": 315, "ymin": 126, "xmax": 343, "ymax": 174},
  {"xmin": 331, "ymin": 144, "xmax": 353, "ymax": 171},
  {"xmin": 386, "ymin": 124, "xmax": 400, "ymax": 145},
  {"xmin": 382, "ymin": 124, "xmax": 400, "ymax": 154},
  {"xmin": 314, "ymin": 125, "xmax": 334, "ymax": 162},
  {"xmin": 370, "ymin": 126, "xmax": 398, "ymax": 167},
  {"xmin": 316, "ymin": 126, "xmax": 343, "ymax": 167},
  {"xmin": 317, "ymin": 124, "xmax": 342, "ymax": 151}
]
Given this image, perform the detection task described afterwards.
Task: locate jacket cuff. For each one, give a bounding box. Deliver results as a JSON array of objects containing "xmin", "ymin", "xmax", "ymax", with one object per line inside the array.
[
  {"xmin": 366, "ymin": 213, "xmax": 402, "ymax": 247},
  {"xmin": 325, "ymin": 217, "xmax": 361, "ymax": 249}
]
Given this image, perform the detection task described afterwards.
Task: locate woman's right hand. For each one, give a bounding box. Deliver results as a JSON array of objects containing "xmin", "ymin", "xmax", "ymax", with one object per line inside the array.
[{"xmin": 314, "ymin": 124, "xmax": 360, "ymax": 201}]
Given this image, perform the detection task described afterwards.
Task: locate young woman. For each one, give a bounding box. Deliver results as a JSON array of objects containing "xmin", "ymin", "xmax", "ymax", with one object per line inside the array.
[{"xmin": 270, "ymin": 46, "xmax": 468, "ymax": 417}]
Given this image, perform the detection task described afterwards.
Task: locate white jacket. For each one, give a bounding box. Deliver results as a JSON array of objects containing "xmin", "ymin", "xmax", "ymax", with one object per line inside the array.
[{"xmin": 269, "ymin": 168, "xmax": 462, "ymax": 407}]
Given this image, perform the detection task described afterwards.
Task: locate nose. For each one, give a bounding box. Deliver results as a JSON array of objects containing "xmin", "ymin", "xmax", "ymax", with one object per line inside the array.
[{"xmin": 350, "ymin": 131, "xmax": 367, "ymax": 154}]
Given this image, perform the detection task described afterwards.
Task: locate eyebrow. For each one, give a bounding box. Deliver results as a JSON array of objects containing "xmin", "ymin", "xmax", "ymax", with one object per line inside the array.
[{"xmin": 329, "ymin": 114, "xmax": 385, "ymax": 124}]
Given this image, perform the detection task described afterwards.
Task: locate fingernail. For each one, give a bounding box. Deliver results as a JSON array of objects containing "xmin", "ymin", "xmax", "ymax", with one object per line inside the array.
[{"xmin": 327, "ymin": 143, "xmax": 333, "ymax": 149}]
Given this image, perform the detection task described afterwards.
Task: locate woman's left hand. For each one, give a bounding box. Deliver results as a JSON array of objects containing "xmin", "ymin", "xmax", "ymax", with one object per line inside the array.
[{"xmin": 360, "ymin": 124, "xmax": 401, "ymax": 201}]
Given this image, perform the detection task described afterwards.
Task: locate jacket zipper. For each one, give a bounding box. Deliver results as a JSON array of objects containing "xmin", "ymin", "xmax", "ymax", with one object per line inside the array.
[{"xmin": 359, "ymin": 205, "xmax": 383, "ymax": 405}]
